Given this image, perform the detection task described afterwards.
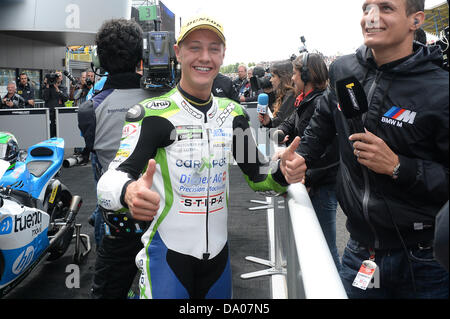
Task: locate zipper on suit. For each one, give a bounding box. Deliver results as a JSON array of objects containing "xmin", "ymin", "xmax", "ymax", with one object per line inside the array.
[
  {"xmin": 203, "ymin": 126, "xmax": 211, "ymax": 260},
  {"xmin": 360, "ymin": 70, "xmax": 382, "ymax": 248}
]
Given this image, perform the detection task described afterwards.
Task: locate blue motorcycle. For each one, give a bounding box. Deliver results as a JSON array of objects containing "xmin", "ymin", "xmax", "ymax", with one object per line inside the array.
[{"xmin": 0, "ymin": 132, "xmax": 91, "ymax": 297}]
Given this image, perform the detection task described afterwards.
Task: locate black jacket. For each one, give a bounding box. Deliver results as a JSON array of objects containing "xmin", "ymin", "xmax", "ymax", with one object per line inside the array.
[
  {"xmin": 1, "ymin": 93, "xmax": 25, "ymax": 109},
  {"xmin": 264, "ymin": 91, "xmax": 296, "ymax": 129},
  {"xmin": 17, "ymin": 82, "xmax": 34, "ymax": 106},
  {"xmin": 213, "ymin": 73, "xmax": 240, "ymax": 103},
  {"xmin": 298, "ymin": 43, "xmax": 449, "ymax": 249},
  {"xmin": 42, "ymin": 85, "xmax": 68, "ymax": 109},
  {"xmin": 279, "ymin": 89, "xmax": 338, "ymax": 189}
]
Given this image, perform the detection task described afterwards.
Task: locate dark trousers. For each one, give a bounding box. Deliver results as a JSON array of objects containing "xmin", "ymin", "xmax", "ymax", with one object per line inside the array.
[{"xmin": 91, "ymin": 235, "xmax": 143, "ymax": 299}]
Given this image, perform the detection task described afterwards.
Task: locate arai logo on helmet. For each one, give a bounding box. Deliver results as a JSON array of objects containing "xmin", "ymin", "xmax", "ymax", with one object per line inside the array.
[{"xmin": 12, "ymin": 245, "xmax": 34, "ymax": 275}]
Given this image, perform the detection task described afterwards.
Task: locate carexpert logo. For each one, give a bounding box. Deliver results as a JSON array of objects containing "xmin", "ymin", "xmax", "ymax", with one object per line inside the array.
[
  {"xmin": 381, "ymin": 107, "xmax": 417, "ymax": 128},
  {"xmin": 176, "ymin": 157, "xmax": 227, "ymax": 173}
]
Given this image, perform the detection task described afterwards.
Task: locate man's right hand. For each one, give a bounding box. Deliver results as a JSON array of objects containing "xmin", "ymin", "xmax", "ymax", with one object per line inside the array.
[
  {"xmin": 280, "ymin": 136, "xmax": 307, "ymax": 184},
  {"xmin": 124, "ymin": 159, "xmax": 160, "ymax": 221}
]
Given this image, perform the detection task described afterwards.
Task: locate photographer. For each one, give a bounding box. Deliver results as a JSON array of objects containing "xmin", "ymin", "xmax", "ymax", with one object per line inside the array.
[
  {"xmin": 42, "ymin": 72, "xmax": 68, "ymax": 137},
  {"xmin": 71, "ymin": 71, "xmax": 93, "ymax": 106},
  {"xmin": 1, "ymin": 82, "xmax": 25, "ymax": 109},
  {"xmin": 17, "ymin": 73, "xmax": 35, "ymax": 107},
  {"xmin": 77, "ymin": 18, "xmax": 151, "ymax": 299},
  {"xmin": 240, "ymin": 66, "xmax": 266, "ymax": 103},
  {"xmin": 258, "ymin": 60, "xmax": 296, "ymax": 128}
]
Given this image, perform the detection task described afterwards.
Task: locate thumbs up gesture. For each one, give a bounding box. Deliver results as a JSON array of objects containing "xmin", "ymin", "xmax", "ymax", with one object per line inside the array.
[
  {"xmin": 124, "ymin": 159, "xmax": 160, "ymax": 221},
  {"xmin": 280, "ymin": 136, "xmax": 307, "ymax": 184}
]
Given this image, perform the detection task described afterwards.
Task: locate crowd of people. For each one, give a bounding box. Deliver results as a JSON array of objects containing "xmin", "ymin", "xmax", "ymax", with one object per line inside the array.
[
  {"xmin": 0, "ymin": 68, "xmax": 98, "ymax": 138},
  {"xmin": 1, "ymin": 0, "xmax": 448, "ymax": 300}
]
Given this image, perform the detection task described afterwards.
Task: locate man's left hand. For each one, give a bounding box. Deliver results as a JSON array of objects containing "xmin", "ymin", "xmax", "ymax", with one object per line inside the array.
[{"xmin": 349, "ymin": 129, "xmax": 399, "ymax": 176}]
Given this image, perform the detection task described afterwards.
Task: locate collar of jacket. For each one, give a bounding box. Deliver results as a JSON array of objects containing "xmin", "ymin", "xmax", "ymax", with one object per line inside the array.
[
  {"xmin": 102, "ymin": 72, "xmax": 142, "ymax": 90},
  {"xmin": 356, "ymin": 42, "xmax": 444, "ymax": 74},
  {"xmin": 295, "ymin": 88, "xmax": 324, "ymax": 108}
]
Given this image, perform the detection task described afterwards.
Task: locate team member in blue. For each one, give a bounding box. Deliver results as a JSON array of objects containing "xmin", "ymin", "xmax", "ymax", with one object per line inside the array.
[{"xmin": 97, "ymin": 15, "xmax": 292, "ymax": 299}]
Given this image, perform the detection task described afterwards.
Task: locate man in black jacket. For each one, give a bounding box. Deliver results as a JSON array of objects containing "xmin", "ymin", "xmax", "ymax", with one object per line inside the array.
[
  {"xmin": 43, "ymin": 72, "xmax": 68, "ymax": 137},
  {"xmin": 17, "ymin": 73, "xmax": 35, "ymax": 107},
  {"xmin": 281, "ymin": 0, "xmax": 448, "ymax": 298}
]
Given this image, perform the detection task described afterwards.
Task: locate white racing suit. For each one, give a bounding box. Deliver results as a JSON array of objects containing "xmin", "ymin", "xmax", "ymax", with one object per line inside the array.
[{"xmin": 97, "ymin": 87, "xmax": 288, "ymax": 298}]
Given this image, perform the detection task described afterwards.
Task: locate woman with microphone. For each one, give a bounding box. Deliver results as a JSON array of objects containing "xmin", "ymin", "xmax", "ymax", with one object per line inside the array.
[{"xmin": 258, "ymin": 60, "xmax": 296, "ymax": 128}]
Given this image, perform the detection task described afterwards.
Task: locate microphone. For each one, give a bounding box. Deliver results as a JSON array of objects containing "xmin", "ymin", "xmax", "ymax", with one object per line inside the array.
[
  {"xmin": 63, "ymin": 70, "xmax": 78, "ymax": 85},
  {"xmin": 256, "ymin": 93, "xmax": 269, "ymax": 114},
  {"xmin": 272, "ymin": 130, "xmax": 286, "ymax": 145},
  {"xmin": 335, "ymin": 76, "xmax": 368, "ymax": 134}
]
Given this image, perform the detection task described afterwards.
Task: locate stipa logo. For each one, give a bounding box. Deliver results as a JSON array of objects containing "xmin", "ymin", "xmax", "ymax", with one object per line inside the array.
[
  {"xmin": 12, "ymin": 245, "xmax": 34, "ymax": 275},
  {"xmin": 382, "ymin": 107, "xmax": 417, "ymax": 127}
]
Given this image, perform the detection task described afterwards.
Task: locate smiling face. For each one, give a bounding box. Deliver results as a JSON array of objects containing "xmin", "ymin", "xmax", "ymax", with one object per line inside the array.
[
  {"xmin": 360, "ymin": 0, "xmax": 420, "ymax": 54},
  {"xmin": 174, "ymin": 29, "xmax": 225, "ymax": 100}
]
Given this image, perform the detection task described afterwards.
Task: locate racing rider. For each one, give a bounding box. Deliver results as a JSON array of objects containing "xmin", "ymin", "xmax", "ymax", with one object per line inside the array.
[{"xmin": 97, "ymin": 15, "xmax": 294, "ymax": 299}]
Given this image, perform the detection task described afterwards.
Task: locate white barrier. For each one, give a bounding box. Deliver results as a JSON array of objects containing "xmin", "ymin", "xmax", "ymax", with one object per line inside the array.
[
  {"xmin": 0, "ymin": 107, "xmax": 84, "ymax": 150},
  {"xmin": 285, "ymin": 183, "xmax": 347, "ymax": 299}
]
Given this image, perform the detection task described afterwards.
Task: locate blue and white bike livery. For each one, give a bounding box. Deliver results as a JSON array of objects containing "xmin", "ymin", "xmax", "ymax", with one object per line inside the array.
[{"xmin": 0, "ymin": 133, "xmax": 90, "ymax": 297}]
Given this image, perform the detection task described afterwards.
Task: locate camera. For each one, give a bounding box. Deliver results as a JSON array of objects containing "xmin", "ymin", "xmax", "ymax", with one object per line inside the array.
[
  {"xmin": 45, "ymin": 73, "xmax": 59, "ymax": 86},
  {"xmin": 85, "ymin": 78, "xmax": 94, "ymax": 87},
  {"xmin": 299, "ymin": 35, "xmax": 308, "ymax": 54},
  {"xmin": 141, "ymin": 31, "xmax": 180, "ymax": 92},
  {"xmin": 63, "ymin": 70, "xmax": 78, "ymax": 86},
  {"xmin": 250, "ymin": 66, "xmax": 272, "ymax": 92}
]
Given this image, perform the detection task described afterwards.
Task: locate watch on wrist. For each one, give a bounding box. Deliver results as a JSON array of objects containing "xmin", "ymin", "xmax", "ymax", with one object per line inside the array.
[{"xmin": 392, "ymin": 162, "xmax": 400, "ymax": 180}]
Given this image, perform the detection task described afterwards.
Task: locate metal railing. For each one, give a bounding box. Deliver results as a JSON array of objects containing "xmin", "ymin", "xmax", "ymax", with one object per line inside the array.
[
  {"xmin": 240, "ymin": 101, "xmax": 347, "ymax": 299},
  {"xmin": 242, "ymin": 188, "xmax": 347, "ymax": 299}
]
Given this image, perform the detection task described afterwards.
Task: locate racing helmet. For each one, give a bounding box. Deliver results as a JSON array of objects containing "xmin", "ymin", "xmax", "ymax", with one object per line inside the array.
[{"xmin": 0, "ymin": 132, "xmax": 19, "ymax": 165}]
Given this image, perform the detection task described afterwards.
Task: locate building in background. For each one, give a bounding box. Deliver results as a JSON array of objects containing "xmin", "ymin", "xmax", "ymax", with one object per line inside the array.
[{"xmin": 0, "ymin": 0, "xmax": 131, "ymax": 102}]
